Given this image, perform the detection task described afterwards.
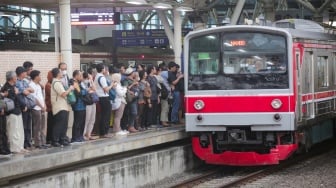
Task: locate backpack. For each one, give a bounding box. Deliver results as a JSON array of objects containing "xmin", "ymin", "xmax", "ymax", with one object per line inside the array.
[
  {"xmin": 98, "ymin": 76, "xmax": 116, "ymax": 102},
  {"xmin": 159, "ymin": 83, "xmax": 169, "ymax": 99}
]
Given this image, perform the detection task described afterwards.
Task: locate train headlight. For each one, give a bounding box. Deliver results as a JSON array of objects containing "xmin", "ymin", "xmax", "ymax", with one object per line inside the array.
[
  {"xmin": 271, "ymin": 99, "xmax": 282, "ymax": 109},
  {"xmin": 194, "ymin": 100, "xmax": 205, "ymax": 110}
]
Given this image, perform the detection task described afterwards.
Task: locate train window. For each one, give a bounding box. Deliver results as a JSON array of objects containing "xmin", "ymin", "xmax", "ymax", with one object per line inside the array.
[
  {"xmin": 187, "ymin": 32, "xmax": 289, "ymax": 90},
  {"xmin": 317, "ymin": 56, "xmax": 329, "ymax": 88},
  {"xmin": 189, "ymin": 34, "xmax": 220, "ymax": 75},
  {"xmin": 222, "ymin": 32, "xmax": 287, "ymax": 75}
]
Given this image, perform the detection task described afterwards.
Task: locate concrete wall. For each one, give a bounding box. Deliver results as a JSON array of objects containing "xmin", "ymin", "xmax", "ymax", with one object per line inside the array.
[
  {"xmin": 6, "ymin": 145, "xmax": 202, "ymax": 188},
  {"xmin": 0, "ymin": 51, "xmax": 80, "ymax": 85}
]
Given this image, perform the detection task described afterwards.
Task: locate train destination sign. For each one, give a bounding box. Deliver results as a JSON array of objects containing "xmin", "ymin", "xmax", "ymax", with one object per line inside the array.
[
  {"xmin": 113, "ymin": 29, "xmax": 191, "ymax": 47},
  {"xmin": 71, "ymin": 12, "xmax": 120, "ymax": 25}
]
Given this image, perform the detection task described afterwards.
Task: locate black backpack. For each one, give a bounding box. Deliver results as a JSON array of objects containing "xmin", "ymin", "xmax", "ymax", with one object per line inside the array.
[{"xmin": 160, "ymin": 83, "xmax": 169, "ymax": 100}]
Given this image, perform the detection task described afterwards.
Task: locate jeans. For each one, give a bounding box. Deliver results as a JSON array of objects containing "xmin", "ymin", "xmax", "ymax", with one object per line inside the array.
[
  {"xmin": 99, "ymin": 97, "xmax": 112, "ymax": 136},
  {"xmin": 128, "ymin": 100, "xmax": 138, "ymax": 128},
  {"xmin": 171, "ymin": 91, "xmax": 181, "ymax": 123}
]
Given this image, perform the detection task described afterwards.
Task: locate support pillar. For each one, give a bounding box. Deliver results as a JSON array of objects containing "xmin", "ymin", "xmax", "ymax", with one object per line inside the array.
[
  {"xmin": 54, "ymin": 13, "xmax": 60, "ymax": 52},
  {"xmin": 59, "ymin": 0, "xmax": 73, "ymax": 75},
  {"xmin": 157, "ymin": 10, "xmax": 174, "ymax": 48},
  {"xmin": 77, "ymin": 26, "xmax": 87, "ymax": 44},
  {"xmin": 173, "ymin": 9, "xmax": 182, "ymax": 66}
]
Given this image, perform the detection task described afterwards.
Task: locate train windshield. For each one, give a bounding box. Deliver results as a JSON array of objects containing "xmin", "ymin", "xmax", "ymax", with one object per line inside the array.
[{"xmin": 188, "ymin": 32, "xmax": 288, "ymax": 90}]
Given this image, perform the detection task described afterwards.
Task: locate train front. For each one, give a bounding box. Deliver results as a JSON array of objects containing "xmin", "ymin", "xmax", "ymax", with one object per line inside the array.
[{"xmin": 184, "ymin": 26, "xmax": 298, "ymax": 166}]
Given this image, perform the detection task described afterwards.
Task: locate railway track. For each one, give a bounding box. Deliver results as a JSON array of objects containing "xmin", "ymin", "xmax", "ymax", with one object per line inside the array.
[{"xmin": 172, "ymin": 139, "xmax": 336, "ymax": 188}]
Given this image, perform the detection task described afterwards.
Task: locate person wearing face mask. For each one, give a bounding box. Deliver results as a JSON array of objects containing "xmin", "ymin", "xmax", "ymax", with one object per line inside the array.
[
  {"xmin": 82, "ymin": 71, "xmax": 97, "ymax": 140},
  {"xmin": 58, "ymin": 62, "xmax": 70, "ymax": 88}
]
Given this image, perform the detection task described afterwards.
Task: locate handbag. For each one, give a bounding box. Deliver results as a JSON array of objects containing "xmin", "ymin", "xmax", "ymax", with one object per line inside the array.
[
  {"xmin": 90, "ymin": 92, "xmax": 99, "ymax": 103},
  {"xmin": 67, "ymin": 90, "xmax": 77, "ymax": 105},
  {"xmin": 0, "ymin": 98, "xmax": 15, "ymax": 112},
  {"xmin": 18, "ymin": 94, "xmax": 36, "ymax": 109},
  {"xmin": 81, "ymin": 94, "xmax": 94, "ymax": 105}
]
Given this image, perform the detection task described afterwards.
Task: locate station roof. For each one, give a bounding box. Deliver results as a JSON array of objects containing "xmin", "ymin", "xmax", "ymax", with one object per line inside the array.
[{"xmin": 0, "ymin": 0, "xmax": 201, "ymax": 11}]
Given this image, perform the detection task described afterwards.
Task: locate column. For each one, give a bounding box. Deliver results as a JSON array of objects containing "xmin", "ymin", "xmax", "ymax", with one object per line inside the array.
[
  {"xmin": 59, "ymin": 0, "xmax": 73, "ymax": 74},
  {"xmin": 173, "ymin": 9, "xmax": 182, "ymax": 66},
  {"xmin": 54, "ymin": 13, "xmax": 60, "ymax": 52}
]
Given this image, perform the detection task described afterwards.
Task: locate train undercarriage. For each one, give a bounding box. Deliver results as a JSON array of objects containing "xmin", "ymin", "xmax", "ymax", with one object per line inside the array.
[{"xmin": 192, "ymin": 120, "xmax": 335, "ymax": 166}]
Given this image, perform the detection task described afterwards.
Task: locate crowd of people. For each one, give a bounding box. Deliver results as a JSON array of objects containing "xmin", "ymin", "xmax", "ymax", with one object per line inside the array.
[{"xmin": 0, "ymin": 61, "xmax": 185, "ymax": 155}]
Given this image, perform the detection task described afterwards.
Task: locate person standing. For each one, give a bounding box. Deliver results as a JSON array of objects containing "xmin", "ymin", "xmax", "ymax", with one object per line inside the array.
[
  {"xmin": 23, "ymin": 61, "xmax": 33, "ymax": 83},
  {"xmin": 168, "ymin": 62, "xmax": 184, "ymax": 124},
  {"xmin": 122, "ymin": 68, "xmax": 139, "ymax": 133},
  {"xmin": 146, "ymin": 65, "xmax": 160, "ymax": 127},
  {"xmin": 15, "ymin": 66, "xmax": 34, "ymax": 149},
  {"xmin": 50, "ymin": 68, "xmax": 74, "ymax": 147},
  {"xmin": 82, "ymin": 72, "xmax": 96, "ymax": 140},
  {"xmin": 94, "ymin": 64, "xmax": 114, "ymax": 138},
  {"xmin": 157, "ymin": 64, "xmax": 170, "ymax": 127},
  {"xmin": 137, "ymin": 70, "xmax": 151, "ymax": 130},
  {"xmin": 29, "ymin": 70, "xmax": 47, "ymax": 149},
  {"xmin": 1, "ymin": 71, "xmax": 27, "ymax": 153},
  {"xmin": 45, "ymin": 70, "xmax": 53, "ymax": 145},
  {"xmin": 111, "ymin": 73, "xmax": 128, "ymax": 136},
  {"xmin": 71, "ymin": 70, "xmax": 87, "ymax": 143},
  {"xmin": 59, "ymin": 62, "xmax": 70, "ymax": 88},
  {"xmin": 0, "ymin": 91, "xmax": 10, "ymax": 155}
]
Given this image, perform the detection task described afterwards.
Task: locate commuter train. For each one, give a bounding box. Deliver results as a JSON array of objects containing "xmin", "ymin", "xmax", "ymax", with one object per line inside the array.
[{"xmin": 184, "ymin": 19, "xmax": 336, "ymax": 166}]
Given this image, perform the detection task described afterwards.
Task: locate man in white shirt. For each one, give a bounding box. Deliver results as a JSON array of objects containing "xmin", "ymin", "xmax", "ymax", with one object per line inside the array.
[
  {"xmin": 29, "ymin": 70, "xmax": 47, "ymax": 149},
  {"xmin": 94, "ymin": 64, "xmax": 114, "ymax": 138}
]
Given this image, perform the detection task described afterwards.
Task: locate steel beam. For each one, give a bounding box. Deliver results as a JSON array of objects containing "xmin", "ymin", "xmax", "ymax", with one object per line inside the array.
[{"xmin": 230, "ymin": 0, "xmax": 246, "ymax": 25}]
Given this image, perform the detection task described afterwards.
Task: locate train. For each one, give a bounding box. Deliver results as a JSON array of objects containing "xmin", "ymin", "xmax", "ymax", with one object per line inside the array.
[{"xmin": 184, "ymin": 19, "xmax": 336, "ymax": 166}]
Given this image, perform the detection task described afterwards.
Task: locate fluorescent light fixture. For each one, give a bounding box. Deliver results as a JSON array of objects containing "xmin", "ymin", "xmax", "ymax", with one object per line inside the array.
[
  {"xmin": 125, "ymin": 0, "xmax": 147, "ymax": 5},
  {"xmin": 153, "ymin": 3, "xmax": 173, "ymax": 9},
  {"xmin": 176, "ymin": 6, "xmax": 193, "ymax": 12},
  {"xmin": 224, "ymin": 42, "xmax": 232, "ymax": 47},
  {"xmin": 206, "ymin": 35, "xmax": 216, "ymax": 39}
]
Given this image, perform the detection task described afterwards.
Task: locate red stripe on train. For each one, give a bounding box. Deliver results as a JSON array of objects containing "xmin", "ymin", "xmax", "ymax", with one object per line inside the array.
[
  {"xmin": 185, "ymin": 95, "xmax": 295, "ymax": 113},
  {"xmin": 302, "ymin": 91, "xmax": 336, "ymax": 102}
]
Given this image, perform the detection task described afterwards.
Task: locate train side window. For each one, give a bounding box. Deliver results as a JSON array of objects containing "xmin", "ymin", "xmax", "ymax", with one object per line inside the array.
[
  {"xmin": 317, "ymin": 56, "xmax": 329, "ymax": 88},
  {"xmin": 189, "ymin": 34, "xmax": 220, "ymax": 75}
]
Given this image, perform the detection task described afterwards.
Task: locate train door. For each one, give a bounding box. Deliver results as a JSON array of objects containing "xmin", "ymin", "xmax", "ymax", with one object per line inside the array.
[
  {"xmin": 303, "ymin": 51, "xmax": 315, "ymax": 119},
  {"xmin": 295, "ymin": 50, "xmax": 302, "ymax": 122}
]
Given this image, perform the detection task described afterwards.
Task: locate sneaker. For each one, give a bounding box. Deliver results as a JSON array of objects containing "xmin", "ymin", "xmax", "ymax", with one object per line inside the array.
[
  {"xmin": 116, "ymin": 131, "xmax": 128, "ymax": 136},
  {"xmin": 122, "ymin": 130, "xmax": 130, "ymax": 134}
]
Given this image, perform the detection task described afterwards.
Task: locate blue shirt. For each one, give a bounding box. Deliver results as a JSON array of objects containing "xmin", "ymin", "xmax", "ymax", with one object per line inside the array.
[
  {"xmin": 16, "ymin": 79, "xmax": 29, "ymax": 94},
  {"xmin": 71, "ymin": 83, "xmax": 87, "ymax": 111}
]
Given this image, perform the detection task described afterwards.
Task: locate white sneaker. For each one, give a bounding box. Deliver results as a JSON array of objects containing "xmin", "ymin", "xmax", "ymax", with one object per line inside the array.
[
  {"xmin": 122, "ymin": 130, "xmax": 130, "ymax": 134},
  {"xmin": 116, "ymin": 131, "xmax": 128, "ymax": 136}
]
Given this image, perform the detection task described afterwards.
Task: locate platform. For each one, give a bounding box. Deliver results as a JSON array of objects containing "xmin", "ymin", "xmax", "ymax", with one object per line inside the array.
[{"xmin": 0, "ymin": 126, "xmax": 188, "ymax": 182}]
